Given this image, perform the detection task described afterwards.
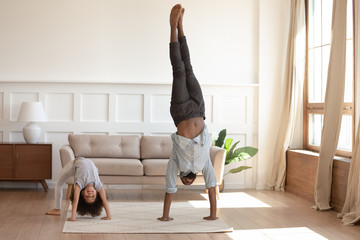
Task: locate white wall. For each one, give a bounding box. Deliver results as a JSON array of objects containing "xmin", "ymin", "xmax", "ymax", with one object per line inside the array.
[
  {"xmin": 258, "ymin": 0, "xmax": 291, "ymax": 189},
  {"xmin": 0, "ymin": 0, "xmax": 291, "ymax": 190},
  {"xmin": 0, "ymin": 0, "xmax": 258, "ymax": 85}
]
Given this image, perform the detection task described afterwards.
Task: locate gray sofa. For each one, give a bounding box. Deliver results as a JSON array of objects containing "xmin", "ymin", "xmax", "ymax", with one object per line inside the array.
[{"xmin": 60, "ymin": 134, "xmax": 226, "ymax": 199}]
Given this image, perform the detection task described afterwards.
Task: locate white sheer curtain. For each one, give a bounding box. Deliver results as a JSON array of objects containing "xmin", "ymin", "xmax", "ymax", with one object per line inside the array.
[
  {"xmin": 266, "ymin": 0, "xmax": 305, "ymax": 191},
  {"xmin": 313, "ymin": 0, "xmax": 347, "ymax": 210},
  {"xmin": 337, "ymin": 0, "xmax": 360, "ymax": 225}
]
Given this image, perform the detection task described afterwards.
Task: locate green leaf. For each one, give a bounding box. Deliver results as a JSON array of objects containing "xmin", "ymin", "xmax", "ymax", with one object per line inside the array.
[
  {"xmin": 230, "ymin": 149, "xmax": 250, "ymax": 161},
  {"xmin": 224, "ymin": 166, "xmax": 252, "ymax": 175},
  {"xmin": 225, "ymin": 146, "xmax": 258, "ymax": 164},
  {"xmin": 226, "ymin": 141, "xmax": 240, "ymax": 159},
  {"xmin": 236, "ymin": 147, "xmax": 258, "ymax": 158},
  {"xmin": 216, "ymin": 129, "xmax": 258, "ymax": 175},
  {"xmin": 214, "ymin": 129, "xmax": 226, "ymax": 147},
  {"xmin": 225, "ymin": 156, "xmax": 241, "ymax": 165},
  {"xmin": 224, "ymin": 138, "xmax": 233, "ymax": 153},
  {"xmin": 225, "ymin": 156, "xmax": 237, "ymax": 164}
]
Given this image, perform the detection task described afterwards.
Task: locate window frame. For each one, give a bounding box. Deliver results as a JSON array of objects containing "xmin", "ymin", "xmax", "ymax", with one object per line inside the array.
[{"xmin": 303, "ymin": 0, "xmax": 355, "ymax": 158}]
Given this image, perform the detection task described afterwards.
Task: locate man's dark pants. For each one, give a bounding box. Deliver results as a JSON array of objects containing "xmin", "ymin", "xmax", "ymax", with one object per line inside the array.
[{"xmin": 169, "ymin": 36, "xmax": 205, "ymax": 127}]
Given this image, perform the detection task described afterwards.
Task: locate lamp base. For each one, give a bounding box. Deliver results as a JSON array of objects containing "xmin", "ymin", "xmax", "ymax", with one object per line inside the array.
[{"xmin": 22, "ymin": 122, "xmax": 41, "ymax": 144}]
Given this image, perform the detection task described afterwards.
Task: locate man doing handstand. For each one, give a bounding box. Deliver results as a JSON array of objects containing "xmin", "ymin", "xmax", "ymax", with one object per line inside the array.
[{"xmin": 158, "ymin": 4, "xmax": 218, "ymax": 221}]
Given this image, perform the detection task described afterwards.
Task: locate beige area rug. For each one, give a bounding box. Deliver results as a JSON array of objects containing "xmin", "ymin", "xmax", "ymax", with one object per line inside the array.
[{"xmin": 63, "ymin": 201, "xmax": 233, "ymax": 234}]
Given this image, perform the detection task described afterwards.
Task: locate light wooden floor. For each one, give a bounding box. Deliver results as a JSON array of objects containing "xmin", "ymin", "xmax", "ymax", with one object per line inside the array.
[{"xmin": 0, "ymin": 188, "xmax": 359, "ymax": 240}]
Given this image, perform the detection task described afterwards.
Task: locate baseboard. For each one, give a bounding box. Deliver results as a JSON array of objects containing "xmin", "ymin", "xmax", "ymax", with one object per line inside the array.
[
  {"xmin": 223, "ymin": 183, "xmax": 246, "ymax": 190},
  {"xmin": 0, "ymin": 181, "xmax": 250, "ymax": 191},
  {"xmin": 0, "ymin": 181, "xmax": 44, "ymax": 189},
  {"xmin": 256, "ymin": 183, "xmax": 266, "ymax": 190}
]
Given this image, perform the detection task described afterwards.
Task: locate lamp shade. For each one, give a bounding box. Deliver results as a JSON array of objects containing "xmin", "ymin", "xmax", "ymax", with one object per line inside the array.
[
  {"xmin": 17, "ymin": 102, "xmax": 46, "ymax": 122},
  {"xmin": 17, "ymin": 102, "xmax": 46, "ymax": 144}
]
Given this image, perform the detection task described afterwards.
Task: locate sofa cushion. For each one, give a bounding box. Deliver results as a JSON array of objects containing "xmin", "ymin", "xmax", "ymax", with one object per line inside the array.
[
  {"xmin": 91, "ymin": 158, "xmax": 144, "ymax": 176},
  {"xmin": 68, "ymin": 134, "xmax": 140, "ymax": 159},
  {"xmin": 140, "ymin": 136, "xmax": 172, "ymax": 159},
  {"xmin": 142, "ymin": 159, "xmax": 169, "ymax": 176}
]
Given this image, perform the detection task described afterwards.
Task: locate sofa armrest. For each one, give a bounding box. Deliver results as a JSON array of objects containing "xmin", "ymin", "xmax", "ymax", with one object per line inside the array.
[
  {"xmin": 210, "ymin": 146, "xmax": 226, "ymax": 185},
  {"xmin": 59, "ymin": 144, "xmax": 75, "ymax": 167}
]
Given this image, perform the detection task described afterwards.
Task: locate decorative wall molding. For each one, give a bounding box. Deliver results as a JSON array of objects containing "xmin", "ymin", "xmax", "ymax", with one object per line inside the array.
[{"xmin": 0, "ymin": 82, "xmax": 258, "ymax": 189}]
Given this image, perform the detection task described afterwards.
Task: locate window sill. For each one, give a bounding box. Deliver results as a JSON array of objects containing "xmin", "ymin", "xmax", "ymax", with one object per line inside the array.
[{"xmin": 287, "ymin": 149, "xmax": 351, "ymax": 163}]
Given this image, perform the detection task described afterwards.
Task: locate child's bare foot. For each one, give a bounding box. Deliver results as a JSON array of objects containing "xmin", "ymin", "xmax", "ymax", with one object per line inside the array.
[
  {"xmin": 46, "ymin": 208, "xmax": 61, "ymax": 216},
  {"xmin": 170, "ymin": 4, "xmax": 182, "ymax": 28}
]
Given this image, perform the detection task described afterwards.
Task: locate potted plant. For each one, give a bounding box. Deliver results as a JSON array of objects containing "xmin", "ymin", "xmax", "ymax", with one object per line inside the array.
[{"xmin": 214, "ymin": 129, "xmax": 258, "ymax": 191}]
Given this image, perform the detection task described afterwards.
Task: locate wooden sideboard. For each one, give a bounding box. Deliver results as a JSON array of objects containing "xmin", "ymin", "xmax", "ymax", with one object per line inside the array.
[{"xmin": 0, "ymin": 143, "xmax": 52, "ymax": 191}]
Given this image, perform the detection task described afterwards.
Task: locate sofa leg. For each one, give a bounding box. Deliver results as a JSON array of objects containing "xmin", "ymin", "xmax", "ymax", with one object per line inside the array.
[
  {"xmin": 216, "ymin": 185, "xmax": 220, "ymax": 200},
  {"xmin": 66, "ymin": 184, "xmax": 74, "ymax": 200}
]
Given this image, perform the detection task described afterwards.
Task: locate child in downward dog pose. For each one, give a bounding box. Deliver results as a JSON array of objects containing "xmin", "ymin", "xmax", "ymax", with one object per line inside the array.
[
  {"xmin": 158, "ymin": 4, "xmax": 218, "ymax": 221},
  {"xmin": 46, "ymin": 157, "xmax": 111, "ymax": 221}
]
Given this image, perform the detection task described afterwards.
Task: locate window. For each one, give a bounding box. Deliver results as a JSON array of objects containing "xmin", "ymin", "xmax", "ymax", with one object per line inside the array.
[{"xmin": 304, "ymin": 0, "xmax": 354, "ymax": 157}]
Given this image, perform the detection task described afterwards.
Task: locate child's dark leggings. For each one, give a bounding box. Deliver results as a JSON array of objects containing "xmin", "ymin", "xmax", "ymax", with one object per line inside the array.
[{"xmin": 169, "ymin": 36, "xmax": 205, "ymax": 127}]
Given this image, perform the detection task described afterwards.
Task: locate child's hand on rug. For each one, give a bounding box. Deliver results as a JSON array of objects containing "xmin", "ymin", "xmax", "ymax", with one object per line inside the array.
[
  {"xmin": 101, "ymin": 216, "xmax": 112, "ymax": 220},
  {"xmin": 157, "ymin": 216, "xmax": 174, "ymax": 221},
  {"xmin": 203, "ymin": 216, "xmax": 218, "ymax": 221},
  {"xmin": 67, "ymin": 217, "xmax": 77, "ymax": 221}
]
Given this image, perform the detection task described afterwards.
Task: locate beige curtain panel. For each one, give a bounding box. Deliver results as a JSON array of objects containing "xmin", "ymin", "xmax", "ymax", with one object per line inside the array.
[
  {"xmin": 313, "ymin": 0, "xmax": 347, "ymax": 211},
  {"xmin": 266, "ymin": 0, "xmax": 305, "ymax": 191},
  {"xmin": 339, "ymin": 124, "xmax": 360, "ymax": 224},
  {"xmin": 338, "ymin": 0, "xmax": 360, "ymax": 225}
]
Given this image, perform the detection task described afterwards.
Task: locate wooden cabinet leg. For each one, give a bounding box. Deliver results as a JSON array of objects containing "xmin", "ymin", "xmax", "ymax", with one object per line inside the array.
[
  {"xmin": 66, "ymin": 184, "xmax": 74, "ymax": 200},
  {"xmin": 40, "ymin": 180, "xmax": 49, "ymax": 192}
]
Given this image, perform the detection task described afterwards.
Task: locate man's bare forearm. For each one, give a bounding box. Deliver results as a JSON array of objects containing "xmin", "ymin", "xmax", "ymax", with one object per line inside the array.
[
  {"xmin": 204, "ymin": 187, "xmax": 218, "ymax": 220},
  {"xmin": 158, "ymin": 192, "xmax": 174, "ymax": 221}
]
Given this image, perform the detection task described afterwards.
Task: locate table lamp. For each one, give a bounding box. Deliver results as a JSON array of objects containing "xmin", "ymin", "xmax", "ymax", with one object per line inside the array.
[{"xmin": 17, "ymin": 102, "xmax": 47, "ymax": 144}]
